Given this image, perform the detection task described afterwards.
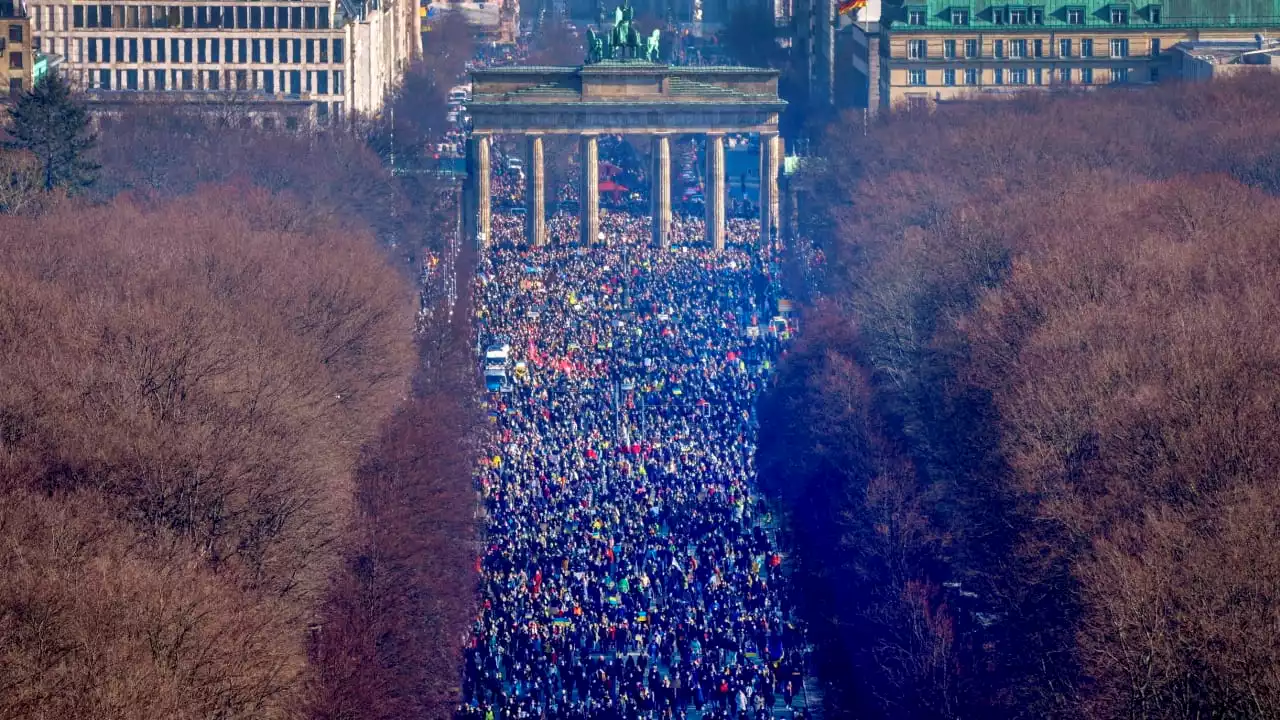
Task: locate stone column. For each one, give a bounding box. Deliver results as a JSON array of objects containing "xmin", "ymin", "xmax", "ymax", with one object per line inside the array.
[
  {"xmin": 651, "ymin": 133, "xmax": 672, "ymax": 249},
  {"xmin": 526, "ymin": 133, "xmax": 547, "ymax": 247},
  {"xmin": 705, "ymin": 132, "xmax": 726, "ymax": 251},
  {"xmin": 758, "ymin": 131, "xmax": 781, "ymax": 249},
  {"xmin": 580, "ymin": 133, "xmax": 600, "ymax": 246},
  {"xmin": 473, "ymin": 133, "xmax": 492, "ymax": 248}
]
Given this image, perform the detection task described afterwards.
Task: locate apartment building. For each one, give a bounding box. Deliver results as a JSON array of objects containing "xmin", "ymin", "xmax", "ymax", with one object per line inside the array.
[
  {"xmin": 793, "ymin": 0, "xmax": 884, "ymax": 113},
  {"xmin": 880, "ymin": 1, "xmax": 1280, "ymax": 110},
  {"xmin": 792, "ymin": 0, "xmax": 834, "ymax": 106},
  {"xmin": 0, "ymin": 2, "xmax": 33, "ymax": 97},
  {"xmin": 27, "ymin": 0, "xmax": 417, "ymax": 122}
]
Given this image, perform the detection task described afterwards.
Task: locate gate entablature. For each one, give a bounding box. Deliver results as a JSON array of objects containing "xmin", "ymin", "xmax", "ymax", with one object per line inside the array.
[{"xmin": 469, "ymin": 65, "xmax": 785, "ymax": 134}]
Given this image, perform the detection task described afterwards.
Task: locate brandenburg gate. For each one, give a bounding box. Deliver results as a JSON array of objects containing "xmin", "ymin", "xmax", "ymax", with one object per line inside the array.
[{"xmin": 464, "ymin": 4, "xmax": 786, "ymax": 251}]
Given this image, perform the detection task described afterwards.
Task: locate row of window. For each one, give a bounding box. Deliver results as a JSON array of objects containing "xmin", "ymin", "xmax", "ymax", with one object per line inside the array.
[
  {"xmin": 906, "ymin": 37, "xmax": 1160, "ymax": 60},
  {"xmin": 43, "ymin": 34, "xmax": 343, "ymax": 65},
  {"xmin": 83, "ymin": 65, "xmax": 343, "ymax": 94},
  {"xmin": 35, "ymin": 4, "xmax": 332, "ymax": 32},
  {"xmin": 100, "ymin": 107, "xmax": 341, "ymax": 129},
  {"xmin": 907, "ymin": 6, "xmax": 1157, "ymax": 26},
  {"xmin": 906, "ymin": 66, "xmax": 1137, "ymax": 86}
]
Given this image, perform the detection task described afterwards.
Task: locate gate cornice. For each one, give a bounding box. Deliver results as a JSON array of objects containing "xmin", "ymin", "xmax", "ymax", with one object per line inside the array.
[{"xmin": 468, "ymin": 62, "xmax": 786, "ymax": 136}]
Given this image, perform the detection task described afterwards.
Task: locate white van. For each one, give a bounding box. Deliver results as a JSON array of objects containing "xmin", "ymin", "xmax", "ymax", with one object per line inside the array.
[
  {"xmin": 484, "ymin": 341, "xmax": 511, "ymax": 369},
  {"xmin": 769, "ymin": 316, "xmax": 790, "ymax": 340}
]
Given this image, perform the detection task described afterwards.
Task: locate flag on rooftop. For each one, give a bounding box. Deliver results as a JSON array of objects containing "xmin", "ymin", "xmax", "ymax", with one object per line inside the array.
[{"xmin": 836, "ymin": 0, "xmax": 869, "ymax": 27}]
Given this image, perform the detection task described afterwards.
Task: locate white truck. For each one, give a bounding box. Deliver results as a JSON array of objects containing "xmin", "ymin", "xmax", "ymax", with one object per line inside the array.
[
  {"xmin": 484, "ymin": 341, "xmax": 511, "ymax": 369},
  {"xmin": 482, "ymin": 341, "xmax": 511, "ymax": 392}
]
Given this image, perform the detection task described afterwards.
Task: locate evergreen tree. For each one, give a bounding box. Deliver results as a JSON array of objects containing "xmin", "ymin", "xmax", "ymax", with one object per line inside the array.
[{"xmin": 6, "ymin": 72, "xmax": 97, "ymax": 191}]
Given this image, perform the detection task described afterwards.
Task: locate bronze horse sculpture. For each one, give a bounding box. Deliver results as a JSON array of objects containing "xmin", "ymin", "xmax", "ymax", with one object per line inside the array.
[{"xmin": 584, "ymin": 2, "xmax": 661, "ymax": 64}]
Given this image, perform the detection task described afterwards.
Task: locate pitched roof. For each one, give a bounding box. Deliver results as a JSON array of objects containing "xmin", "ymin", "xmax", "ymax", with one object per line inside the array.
[{"xmin": 665, "ymin": 77, "xmax": 744, "ymax": 98}]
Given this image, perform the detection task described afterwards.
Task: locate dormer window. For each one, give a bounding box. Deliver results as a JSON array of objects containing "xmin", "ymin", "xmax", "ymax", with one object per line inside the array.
[
  {"xmin": 1149, "ymin": 5, "xmax": 1161, "ymax": 23},
  {"xmin": 1010, "ymin": 8, "xmax": 1026, "ymax": 23},
  {"xmin": 907, "ymin": 8, "xmax": 927, "ymax": 25},
  {"xmin": 951, "ymin": 8, "xmax": 969, "ymax": 25},
  {"xmin": 1066, "ymin": 6, "xmax": 1084, "ymax": 24},
  {"xmin": 1030, "ymin": 7, "xmax": 1043, "ymax": 23},
  {"xmin": 993, "ymin": 8, "xmax": 1006, "ymax": 24},
  {"xmin": 1111, "ymin": 7, "xmax": 1129, "ymax": 23}
]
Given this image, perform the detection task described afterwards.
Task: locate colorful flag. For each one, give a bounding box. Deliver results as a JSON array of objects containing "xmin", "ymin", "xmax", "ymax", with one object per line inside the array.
[{"xmin": 836, "ymin": 0, "xmax": 869, "ymax": 27}]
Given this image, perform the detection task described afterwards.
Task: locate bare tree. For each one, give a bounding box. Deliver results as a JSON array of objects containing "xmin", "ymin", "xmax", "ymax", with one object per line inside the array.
[
  {"xmin": 768, "ymin": 73, "xmax": 1280, "ymax": 719},
  {"xmin": 0, "ymin": 186, "xmax": 418, "ymax": 719},
  {"xmin": 0, "ymin": 150, "xmax": 43, "ymax": 213}
]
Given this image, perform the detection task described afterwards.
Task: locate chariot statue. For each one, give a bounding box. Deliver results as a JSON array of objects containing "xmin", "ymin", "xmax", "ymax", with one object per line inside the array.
[
  {"xmin": 611, "ymin": 4, "xmax": 634, "ymax": 53},
  {"xmin": 585, "ymin": 1, "xmax": 662, "ymax": 65}
]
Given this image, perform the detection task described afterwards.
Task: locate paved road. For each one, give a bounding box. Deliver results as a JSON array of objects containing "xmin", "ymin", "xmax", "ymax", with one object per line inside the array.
[
  {"xmin": 725, "ymin": 147, "xmax": 761, "ymax": 197},
  {"xmin": 674, "ymin": 143, "xmax": 760, "ymax": 207}
]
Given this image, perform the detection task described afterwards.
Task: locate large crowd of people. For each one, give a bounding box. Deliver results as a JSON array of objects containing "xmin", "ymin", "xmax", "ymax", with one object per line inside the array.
[{"xmin": 457, "ymin": 202, "xmax": 811, "ymax": 720}]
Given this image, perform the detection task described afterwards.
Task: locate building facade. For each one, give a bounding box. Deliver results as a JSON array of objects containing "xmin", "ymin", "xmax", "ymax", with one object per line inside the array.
[
  {"xmin": 1172, "ymin": 38, "xmax": 1280, "ymax": 79},
  {"xmin": 0, "ymin": 3, "xmax": 33, "ymax": 96},
  {"xmin": 793, "ymin": 0, "xmax": 883, "ymax": 114},
  {"xmin": 880, "ymin": 1, "xmax": 1280, "ymax": 110},
  {"xmin": 791, "ymin": 0, "xmax": 832, "ymax": 107},
  {"xmin": 27, "ymin": 0, "xmax": 417, "ymax": 121},
  {"xmin": 843, "ymin": 1, "xmax": 884, "ymax": 113},
  {"xmin": 433, "ymin": 0, "xmax": 517, "ymax": 43}
]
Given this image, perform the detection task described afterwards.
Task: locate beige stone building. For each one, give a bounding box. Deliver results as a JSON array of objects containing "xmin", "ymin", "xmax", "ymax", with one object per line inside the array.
[
  {"xmin": 27, "ymin": 0, "xmax": 417, "ymax": 122},
  {"xmin": 0, "ymin": 4, "xmax": 34, "ymax": 97},
  {"xmin": 877, "ymin": 1, "xmax": 1280, "ymax": 111}
]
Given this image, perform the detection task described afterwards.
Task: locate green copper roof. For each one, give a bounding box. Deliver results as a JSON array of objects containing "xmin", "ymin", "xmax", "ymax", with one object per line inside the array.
[
  {"xmin": 887, "ymin": 0, "xmax": 1280, "ymax": 31},
  {"xmin": 585, "ymin": 59, "xmax": 666, "ymax": 66}
]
